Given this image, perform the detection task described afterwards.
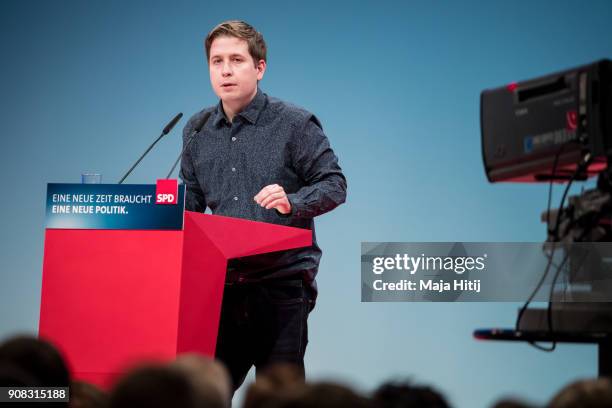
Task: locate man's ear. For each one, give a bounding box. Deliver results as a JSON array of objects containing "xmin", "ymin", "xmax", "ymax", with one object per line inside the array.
[{"xmin": 256, "ymin": 59, "xmax": 266, "ymax": 81}]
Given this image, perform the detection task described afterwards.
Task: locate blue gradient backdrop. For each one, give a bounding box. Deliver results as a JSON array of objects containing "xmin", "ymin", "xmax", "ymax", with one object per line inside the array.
[{"xmin": 1, "ymin": 1, "xmax": 611, "ymax": 406}]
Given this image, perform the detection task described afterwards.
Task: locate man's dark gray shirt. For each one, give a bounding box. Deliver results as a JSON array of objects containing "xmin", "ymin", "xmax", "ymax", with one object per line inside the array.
[{"xmin": 179, "ymin": 88, "xmax": 346, "ymax": 296}]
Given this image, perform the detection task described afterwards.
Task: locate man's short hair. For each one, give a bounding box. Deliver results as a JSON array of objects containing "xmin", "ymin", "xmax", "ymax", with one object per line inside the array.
[
  {"xmin": 0, "ymin": 335, "xmax": 70, "ymax": 387},
  {"xmin": 373, "ymin": 380, "xmax": 451, "ymax": 408},
  {"xmin": 109, "ymin": 364, "xmax": 201, "ymax": 408},
  {"xmin": 548, "ymin": 378, "xmax": 612, "ymax": 408},
  {"xmin": 171, "ymin": 354, "xmax": 231, "ymax": 408},
  {"xmin": 205, "ymin": 20, "xmax": 267, "ymax": 65}
]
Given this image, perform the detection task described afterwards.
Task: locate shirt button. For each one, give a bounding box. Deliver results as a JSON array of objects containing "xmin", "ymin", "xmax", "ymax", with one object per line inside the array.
[
  {"xmin": 231, "ymin": 137, "xmax": 237, "ymax": 141},
  {"xmin": 233, "ymin": 196, "xmax": 238, "ymax": 201},
  {"xmin": 231, "ymin": 167, "xmax": 236, "ymax": 172}
]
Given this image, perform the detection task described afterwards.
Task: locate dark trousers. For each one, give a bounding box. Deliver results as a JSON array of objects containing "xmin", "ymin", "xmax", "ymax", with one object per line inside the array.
[{"xmin": 214, "ymin": 279, "xmax": 313, "ymax": 392}]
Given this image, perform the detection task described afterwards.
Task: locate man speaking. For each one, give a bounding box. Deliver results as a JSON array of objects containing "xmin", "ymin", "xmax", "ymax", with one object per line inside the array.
[{"xmin": 180, "ymin": 20, "xmax": 347, "ymax": 393}]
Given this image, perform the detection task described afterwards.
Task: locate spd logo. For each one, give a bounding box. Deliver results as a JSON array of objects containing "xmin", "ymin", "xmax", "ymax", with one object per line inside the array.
[{"xmin": 156, "ymin": 179, "xmax": 178, "ymax": 205}]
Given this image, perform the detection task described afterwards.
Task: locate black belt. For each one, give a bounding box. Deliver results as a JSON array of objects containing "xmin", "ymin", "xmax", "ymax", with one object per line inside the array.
[{"xmin": 225, "ymin": 272, "xmax": 303, "ymax": 288}]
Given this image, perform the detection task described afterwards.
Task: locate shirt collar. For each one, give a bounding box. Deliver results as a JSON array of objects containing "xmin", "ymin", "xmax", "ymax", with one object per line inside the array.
[{"xmin": 212, "ymin": 88, "xmax": 266, "ymax": 127}]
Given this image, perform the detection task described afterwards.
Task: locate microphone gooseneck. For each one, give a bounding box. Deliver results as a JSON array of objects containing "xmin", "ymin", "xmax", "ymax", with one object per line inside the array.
[
  {"xmin": 118, "ymin": 113, "xmax": 183, "ymax": 184},
  {"xmin": 166, "ymin": 111, "xmax": 212, "ymax": 179}
]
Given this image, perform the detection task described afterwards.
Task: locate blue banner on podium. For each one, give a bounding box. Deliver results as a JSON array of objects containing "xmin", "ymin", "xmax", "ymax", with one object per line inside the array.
[{"xmin": 45, "ymin": 183, "xmax": 186, "ymax": 230}]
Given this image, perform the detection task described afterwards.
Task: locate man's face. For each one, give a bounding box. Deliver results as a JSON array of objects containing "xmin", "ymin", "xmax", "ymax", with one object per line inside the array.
[{"xmin": 208, "ymin": 36, "xmax": 265, "ymax": 107}]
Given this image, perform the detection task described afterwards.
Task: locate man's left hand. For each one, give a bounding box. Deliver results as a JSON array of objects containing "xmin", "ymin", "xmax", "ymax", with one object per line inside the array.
[{"xmin": 254, "ymin": 184, "xmax": 292, "ymax": 214}]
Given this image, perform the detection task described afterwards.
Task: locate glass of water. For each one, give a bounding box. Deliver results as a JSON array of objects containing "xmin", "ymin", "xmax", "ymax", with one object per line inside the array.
[{"xmin": 81, "ymin": 173, "xmax": 102, "ymax": 184}]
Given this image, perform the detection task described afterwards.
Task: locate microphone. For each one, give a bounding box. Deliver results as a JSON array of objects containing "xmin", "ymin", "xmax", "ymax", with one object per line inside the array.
[
  {"xmin": 163, "ymin": 112, "xmax": 184, "ymax": 135},
  {"xmin": 118, "ymin": 113, "xmax": 183, "ymax": 184},
  {"xmin": 165, "ymin": 111, "xmax": 212, "ymax": 179}
]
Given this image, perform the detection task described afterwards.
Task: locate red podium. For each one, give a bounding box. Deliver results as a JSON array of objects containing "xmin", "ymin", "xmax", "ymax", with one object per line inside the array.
[{"xmin": 39, "ymin": 211, "xmax": 311, "ymax": 387}]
